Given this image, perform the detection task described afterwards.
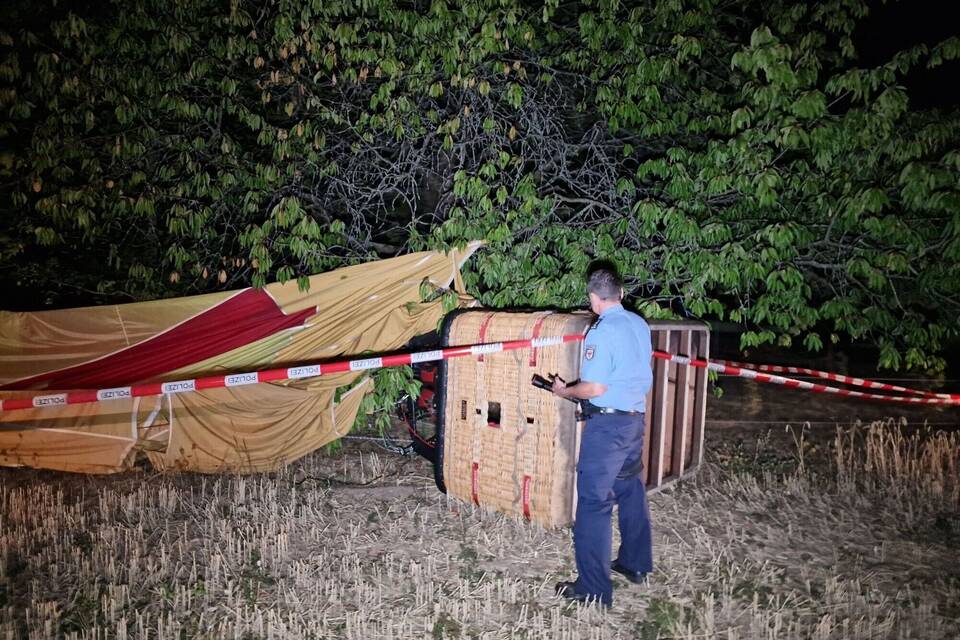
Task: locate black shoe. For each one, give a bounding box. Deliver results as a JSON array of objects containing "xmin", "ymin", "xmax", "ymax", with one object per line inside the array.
[
  {"xmin": 611, "ymin": 561, "xmax": 648, "ymax": 584},
  {"xmin": 554, "ymin": 581, "xmax": 610, "ymax": 608}
]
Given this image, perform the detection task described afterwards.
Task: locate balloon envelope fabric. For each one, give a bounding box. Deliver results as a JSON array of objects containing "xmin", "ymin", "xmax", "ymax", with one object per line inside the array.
[{"xmin": 0, "ymin": 244, "xmax": 480, "ymax": 473}]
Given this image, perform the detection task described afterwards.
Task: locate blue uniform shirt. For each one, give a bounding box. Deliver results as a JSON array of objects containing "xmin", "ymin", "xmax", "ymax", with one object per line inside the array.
[{"xmin": 579, "ymin": 304, "xmax": 653, "ymax": 412}]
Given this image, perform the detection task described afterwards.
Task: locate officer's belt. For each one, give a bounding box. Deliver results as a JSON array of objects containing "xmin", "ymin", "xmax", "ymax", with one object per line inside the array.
[{"xmin": 580, "ymin": 402, "xmax": 641, "ymax": 417}]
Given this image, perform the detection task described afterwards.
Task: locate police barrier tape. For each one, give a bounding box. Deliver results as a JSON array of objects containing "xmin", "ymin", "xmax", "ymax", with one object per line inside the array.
[
  {"xmin": 2, "ymin": 334, "xmax": 958, "ymax": 412},
  {"xmin": 668, "ymin": 355, "xmax": 960, "ymax": 405},
  {"xmin": 714, "ymin": 359, "xmax": 960, "ymax": 401},
  {"xmin": 0, "ymin": 335, "xmax": 579, "ymax": 412}
]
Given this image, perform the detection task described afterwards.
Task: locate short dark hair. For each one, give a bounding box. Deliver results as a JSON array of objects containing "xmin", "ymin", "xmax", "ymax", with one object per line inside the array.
[{"xmin": 586, "ymin": 268, "xmax": 622, "ymax": 301}]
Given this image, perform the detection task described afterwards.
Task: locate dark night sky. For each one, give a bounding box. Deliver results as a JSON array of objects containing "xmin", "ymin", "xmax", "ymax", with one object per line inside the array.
[{"xmin": 854, "ymin": 0, "xmax": 960, "ymax": 109}]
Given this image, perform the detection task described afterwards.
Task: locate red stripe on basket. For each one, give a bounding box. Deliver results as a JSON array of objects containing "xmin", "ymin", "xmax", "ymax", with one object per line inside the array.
[
  {"xmin": 529, "ymin": 315, "xmax": 548, "ymax": 367},
  {"xmin": 476, "ymin": 313, "xmax": 494, "ymax": 362},
  {"xmin": 471, "ymin": 462, "xmax": 480, "ymax": 505},
  {"xmin": 522, "ymin": 475, "xmax": 532, "ymax": 519}
]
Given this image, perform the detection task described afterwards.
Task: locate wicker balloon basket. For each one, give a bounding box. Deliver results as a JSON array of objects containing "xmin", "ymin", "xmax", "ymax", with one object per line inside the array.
[{"xmin": 432, "ymin": 310, "xmax": 709, "ymax": 528}]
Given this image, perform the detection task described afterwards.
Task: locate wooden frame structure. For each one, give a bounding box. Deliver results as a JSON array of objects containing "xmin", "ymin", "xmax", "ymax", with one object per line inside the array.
[{"xmin": 644, "ymin": 320, "xmax": 710, "ymax": 491}]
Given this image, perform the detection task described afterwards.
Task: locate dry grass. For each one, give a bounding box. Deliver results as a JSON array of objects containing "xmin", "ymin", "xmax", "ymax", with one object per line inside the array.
[{"xmin": 0, "ymin": 418, "xmax": 957, "ymax": 639}]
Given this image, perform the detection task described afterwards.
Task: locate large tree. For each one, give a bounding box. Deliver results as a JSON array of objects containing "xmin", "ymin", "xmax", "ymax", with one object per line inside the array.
[{"xmin": 2, "ymin": 0, "xmax": 958, "ymax": 370}]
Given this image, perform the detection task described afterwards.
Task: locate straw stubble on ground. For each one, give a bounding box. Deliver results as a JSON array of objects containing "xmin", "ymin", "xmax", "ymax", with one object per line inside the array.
[{"xmin": 0, "ymin": 419, "xmax": 957, "ymax": 639}]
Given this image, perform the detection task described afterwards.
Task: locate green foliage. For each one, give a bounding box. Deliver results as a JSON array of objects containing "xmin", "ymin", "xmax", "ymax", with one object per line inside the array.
[
  {"xmin": 356, "ymin": 365, "xmax": 421, "ymax": 434},
  {"xmin": 1, "ymin": 0, "xmax": 958, "ymax": 373}
]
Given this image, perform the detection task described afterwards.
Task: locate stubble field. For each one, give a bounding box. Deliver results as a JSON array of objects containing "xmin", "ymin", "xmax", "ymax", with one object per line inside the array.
[{"xmin": 1, "ymin": 419, "xmax": 958, "ymax": 639}]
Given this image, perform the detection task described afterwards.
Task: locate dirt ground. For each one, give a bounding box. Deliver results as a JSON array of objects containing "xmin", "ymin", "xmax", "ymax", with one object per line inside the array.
[{"xmin": 1, "ymin": 408, "xmax": 958, "ymax": 639}]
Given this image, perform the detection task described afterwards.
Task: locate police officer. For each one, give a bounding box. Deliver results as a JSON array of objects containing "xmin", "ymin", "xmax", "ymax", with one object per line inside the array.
[{"xmin": 551, "ymin": 267, "xmax": 654, "ymax": 607}]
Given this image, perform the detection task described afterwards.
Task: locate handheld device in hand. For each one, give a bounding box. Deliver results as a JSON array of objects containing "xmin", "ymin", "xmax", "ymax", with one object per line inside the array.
[
  {"xmin": 531, "ymin": 373, "xmax": 578, "ymax": 403},
  {"xmin": 531, "ymin": 373, "xmax": 554, "ymax": 392}
]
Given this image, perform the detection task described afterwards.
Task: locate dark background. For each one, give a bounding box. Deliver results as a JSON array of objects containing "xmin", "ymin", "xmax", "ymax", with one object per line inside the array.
[{"xmin": 855, "ymin": 0, "xmax": 960, "ymax": 109}]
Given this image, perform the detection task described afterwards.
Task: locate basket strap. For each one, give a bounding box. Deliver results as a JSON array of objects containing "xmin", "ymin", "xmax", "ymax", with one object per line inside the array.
[
  {"xmin": 471, "ymin": 462, "xmax": 481, "ymax": 506},
  {"xmin": 476, "ymin": 313, "xmax": 494, "ymax": 362},
  {"xmin": 528, "ymin": 312, "xmax": 552, "ymax": 367},
  {"xmin": 471, "ymin": 314, "xmax": 494, "ymax": 504},
  {"xmin": 521, "ymin": 474, "xmax": 532, "ymax": 519},
  {"xmin": 519, "ymin": 313, "xmax": 551, "ymax": 520}
]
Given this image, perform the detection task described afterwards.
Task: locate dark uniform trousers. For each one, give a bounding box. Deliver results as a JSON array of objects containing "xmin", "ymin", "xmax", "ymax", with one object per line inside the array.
[{"xmin": 573, "ymin": 411, "xmax": 653, "ymax": 605}]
